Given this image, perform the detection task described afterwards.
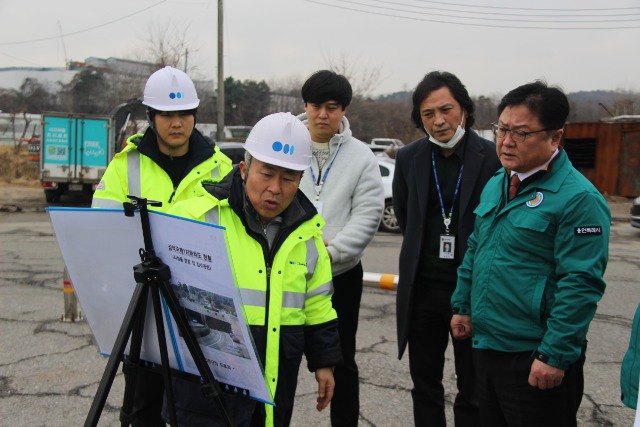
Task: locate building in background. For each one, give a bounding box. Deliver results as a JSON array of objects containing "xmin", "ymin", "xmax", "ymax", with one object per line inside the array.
[
  {"xmin": 563, "ymin": 115, "xmax": 640, "ymax": 197},
  {"xmin": 0, "ymin": 57, "xmax": 212, "ymax": 94}
]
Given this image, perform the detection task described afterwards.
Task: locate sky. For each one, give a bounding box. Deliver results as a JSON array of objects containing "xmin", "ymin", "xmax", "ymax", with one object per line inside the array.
[{"xmin": 1, "ymin": 0, "xmax": 639, "ymax": 98}]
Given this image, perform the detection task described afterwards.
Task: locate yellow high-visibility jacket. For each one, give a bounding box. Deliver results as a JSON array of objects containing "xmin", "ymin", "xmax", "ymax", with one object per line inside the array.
[
  {"xmin": 92, "ymin": 128, "xmax": 233, "ymax": 212},
  {"xmin": 167, "ymin": 169, "xmax": 342, "ymax": 427}
]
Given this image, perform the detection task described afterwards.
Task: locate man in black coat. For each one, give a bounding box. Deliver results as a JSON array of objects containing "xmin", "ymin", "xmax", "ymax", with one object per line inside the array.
[{"xmin": 392, "ymin": 71, "xmax": 501, "ymax": 427}]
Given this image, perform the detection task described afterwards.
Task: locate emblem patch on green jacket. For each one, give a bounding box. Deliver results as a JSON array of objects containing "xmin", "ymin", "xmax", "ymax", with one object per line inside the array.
[{"xmin": 526, "ymin": 192, "xmax": 544, "ymax": 207}]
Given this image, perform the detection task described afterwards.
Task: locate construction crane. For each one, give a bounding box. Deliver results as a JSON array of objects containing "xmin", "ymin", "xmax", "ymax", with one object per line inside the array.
[{"xmin": 57, "ymin": 21, "xmax": 69, "ymax": 67}]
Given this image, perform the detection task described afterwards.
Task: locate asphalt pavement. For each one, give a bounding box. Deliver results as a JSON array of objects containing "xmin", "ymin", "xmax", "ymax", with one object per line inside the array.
[{"xmin": 0, "ymin": 187, "xmax": 638, "ymax": 426}]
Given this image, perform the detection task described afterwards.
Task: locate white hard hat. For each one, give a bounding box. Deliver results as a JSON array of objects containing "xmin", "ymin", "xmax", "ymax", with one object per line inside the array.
[
  {"xmin": 142, "ymin": 66, "xmax": 200, "ymax": 111},
  {"xmin": 245, "ymin": 112, "xmax": 312, "ymax": 171}
]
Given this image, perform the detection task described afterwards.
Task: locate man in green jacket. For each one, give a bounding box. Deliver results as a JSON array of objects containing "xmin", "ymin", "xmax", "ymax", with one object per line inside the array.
[
  {"xmin": 451, "ymin": 81, "xmax": 610, "ymax": 427},
  {"xmin": 621, "ymin": 303, "xmax": 640, "ymax": 412},
  {"xmin": 167, "ymin": 112, "xmax": 342, "ymax": 427},
  {"xmin": 92, "ymin": 66, "xmax": 233, "ymax": 426}
]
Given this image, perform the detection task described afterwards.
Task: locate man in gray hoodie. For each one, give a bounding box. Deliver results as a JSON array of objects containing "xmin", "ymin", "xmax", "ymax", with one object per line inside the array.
[{"xmin": 297, "ymin": 70, "xmax": 384, "ymax": 427}]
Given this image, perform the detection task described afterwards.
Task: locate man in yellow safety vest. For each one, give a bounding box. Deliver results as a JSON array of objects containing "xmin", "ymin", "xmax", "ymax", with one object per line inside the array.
[{"xmin": 167, "ymin": 112, "xmax": 342, "ymax": 426}]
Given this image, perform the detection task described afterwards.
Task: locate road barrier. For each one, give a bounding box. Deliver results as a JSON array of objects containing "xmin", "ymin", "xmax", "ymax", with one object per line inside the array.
[
  {"xmin": 363, "ymin": 272, "xmax": 398, "ymax": 291},
  {"xmin": 61, "ymin": 268, "xmax": 83, "ymax": 322}
]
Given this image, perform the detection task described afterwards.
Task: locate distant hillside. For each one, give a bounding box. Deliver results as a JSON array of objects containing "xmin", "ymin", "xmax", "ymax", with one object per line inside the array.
[
  {"xmin": 376, "ymin": 91, "xmax": 412, "ymax": 103},
  {"xmin": 567, "ymin": 90, "xmax": 640, "ymax": 122},
  {"xmin": 376, "ymin": 89, "xmax": 640, "ymax": 123}
]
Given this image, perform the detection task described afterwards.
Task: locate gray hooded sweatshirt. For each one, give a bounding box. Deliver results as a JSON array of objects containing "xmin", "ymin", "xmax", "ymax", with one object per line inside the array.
[{"xmin": 297, "ymin": 113, "xmax": 384, "ymax": 276}]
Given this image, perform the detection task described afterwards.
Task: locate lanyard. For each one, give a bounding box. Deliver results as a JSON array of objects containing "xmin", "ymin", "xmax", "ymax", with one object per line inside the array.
[
  {"xmin": 309, "ymin": 144, "xmax": 342, "ymax": 201},
  {"xmin": 432, "ymin": 149, "xmax": 463, "ymax": 234}
]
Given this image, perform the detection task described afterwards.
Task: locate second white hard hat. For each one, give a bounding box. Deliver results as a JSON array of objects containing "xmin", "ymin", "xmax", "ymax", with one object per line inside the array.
[
  {"xmin": 142, "ymin": 66, "xmax": 200, "ymax": 111},
  {"xmin": 244, "ymin": 112, "xmax": 312, "ymax": 171}
]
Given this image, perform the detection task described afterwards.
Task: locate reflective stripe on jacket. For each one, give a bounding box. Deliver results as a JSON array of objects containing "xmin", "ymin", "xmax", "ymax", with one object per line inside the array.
[{"xmin": 92, "ymin": 131, "xmax": 233, "ymax": 212}]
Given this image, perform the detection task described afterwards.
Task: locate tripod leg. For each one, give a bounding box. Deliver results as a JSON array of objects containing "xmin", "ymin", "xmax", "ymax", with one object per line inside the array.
[
  {"xmin": 84, "ymin": 281, "xmax": 148, "ymax": 427},
  {"xmin": 119, "ymin": 285, "xmax": 150, "ymax": 426},
  {"xmin": 150, "ymin": 281, "xmax": 179, "ymax": 427}
]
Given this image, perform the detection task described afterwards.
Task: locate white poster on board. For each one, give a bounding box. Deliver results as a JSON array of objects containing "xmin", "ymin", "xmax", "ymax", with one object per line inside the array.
[{"xmin": 48, "ymin": 207, "xmax": 272, "ymax": 404}]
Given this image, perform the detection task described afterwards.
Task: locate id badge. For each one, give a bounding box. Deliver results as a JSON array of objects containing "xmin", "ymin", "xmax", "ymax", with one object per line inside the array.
[
  {"xmin": 439, "ymin": 235, "xmax": 455, "ymax": 259},
  {"xmin": 312, "ymin": 200, "xmax": 324, "ymax": 215}
]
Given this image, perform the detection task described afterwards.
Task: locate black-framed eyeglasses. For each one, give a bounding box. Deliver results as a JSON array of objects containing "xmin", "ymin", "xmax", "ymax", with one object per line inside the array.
[{"xmin": 491, "ymin": 122, "xmax": 549, "ymax": 143}]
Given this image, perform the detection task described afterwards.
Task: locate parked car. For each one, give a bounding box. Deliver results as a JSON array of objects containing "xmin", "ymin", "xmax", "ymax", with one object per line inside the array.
[
  {"xmin": 217, "ymin": 141, "xmax": 246, "ymax": 166},
  {"xmin": 368, "ymin": 144, "xmax": 388, "ymax": 155},
  {"xmin": 370, "ymin": 138, "xmax": 404, "ymax": 148},
  {"xmin": 632, "ymin": 196, "xmax": 640, "ymax": 229},
  {"xmin": 189, "ymin": 319, "xmax": 210, "ymax": 337},
  {"xmin": 366, "ymin": 139, "xmax": 403, "ymax": 159},
  {"xmin": 377, "ymin": 158, "xmax": 400, "ymax": 233}
]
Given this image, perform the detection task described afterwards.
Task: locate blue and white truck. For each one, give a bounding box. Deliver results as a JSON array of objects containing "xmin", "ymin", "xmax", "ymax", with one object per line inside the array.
[
  {"xmin": 40, "ymin": 112, "xmax": 114, "ymax": 203},
  {"xmin": 39, "ymin": 100, "xmax": 146, "ymax": 203}
]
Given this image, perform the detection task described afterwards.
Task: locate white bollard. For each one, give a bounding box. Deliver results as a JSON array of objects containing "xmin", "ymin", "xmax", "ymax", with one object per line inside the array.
[{"xmin": 363, "ymin": 271, "xmax": 398, "ymax": 291}]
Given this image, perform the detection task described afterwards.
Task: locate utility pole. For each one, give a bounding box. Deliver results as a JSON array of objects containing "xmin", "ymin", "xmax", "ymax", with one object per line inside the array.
[{"xmin": 216, "ymin": 0, "xmax": 225, "ymax": 143}]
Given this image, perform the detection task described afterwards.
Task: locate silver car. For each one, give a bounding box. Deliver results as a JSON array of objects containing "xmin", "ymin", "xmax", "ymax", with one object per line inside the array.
[{"xmin": 377, "ymin": 158, "xmax": 400, "ymax": 233}]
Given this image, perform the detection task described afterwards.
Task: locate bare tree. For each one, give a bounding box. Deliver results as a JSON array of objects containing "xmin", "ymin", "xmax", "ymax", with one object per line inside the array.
[
  {"xmin": 613, "ymin": 99, "xmax": 636, "ymax": 116},
  {"xmin": 104, "ymin": 73, "xmax": 147, "ymax": 110},
  {"xmin": 267, "ymin": 68, "xmax": 415, "ymax": 143},
  {"xmin": 2, "ymin": 78, "xmax": 57, "ymax": 114},
  {"xmin": 322, "ymin": 52, "xmax": 383, "ymax": 100},
  {"xmin": 472, "ymin": 95, "xmax": 500, "ymax": 130},
  {"xmin": 267, "ymin": 74, "xmax": 304, "ymax": 114},
  {"xmin": 348, "ymin": 98, "xmax": 419, "ymax": 144},
  {"xmin": 60, "ymin": 67, "xmax": 109, "ymax": 114},
  {"xmin": 134, "ymin": 21, "xmax": 200, "ymax": 73}
]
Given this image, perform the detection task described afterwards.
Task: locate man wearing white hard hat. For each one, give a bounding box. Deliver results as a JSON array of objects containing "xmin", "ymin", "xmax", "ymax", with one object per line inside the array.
[
  {"xmin": 168, "ymin": 112, "xmax": 342, "ymax": 427},
  {"xmin": 93, "ymin": 66, "xmax": 233, "ymax": 211},
  {"xmin": 92, "ymin": 66, "xmax": 233, "ymax": 426}
]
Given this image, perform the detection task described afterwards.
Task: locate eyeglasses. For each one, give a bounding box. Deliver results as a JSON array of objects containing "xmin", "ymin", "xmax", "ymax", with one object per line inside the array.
[{"xmin": 491, "ymin": 122, "xmax": 549, "ymax": 143}]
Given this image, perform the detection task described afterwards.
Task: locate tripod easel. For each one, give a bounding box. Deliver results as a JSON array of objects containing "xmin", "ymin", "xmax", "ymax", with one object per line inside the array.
[{"xmin": 83, "ymin": 196, "xmax": 234, "ymax": 427}]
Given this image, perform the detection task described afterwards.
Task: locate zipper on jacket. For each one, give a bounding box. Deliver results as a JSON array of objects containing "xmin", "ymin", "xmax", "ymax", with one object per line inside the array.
[
  {"xmin": 262, "ymin": 264, "xmax": 272, "ymax": 361},
  {"xmin": 168, "ymin": 187, "xmax": 177, "ymax": 204}
]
